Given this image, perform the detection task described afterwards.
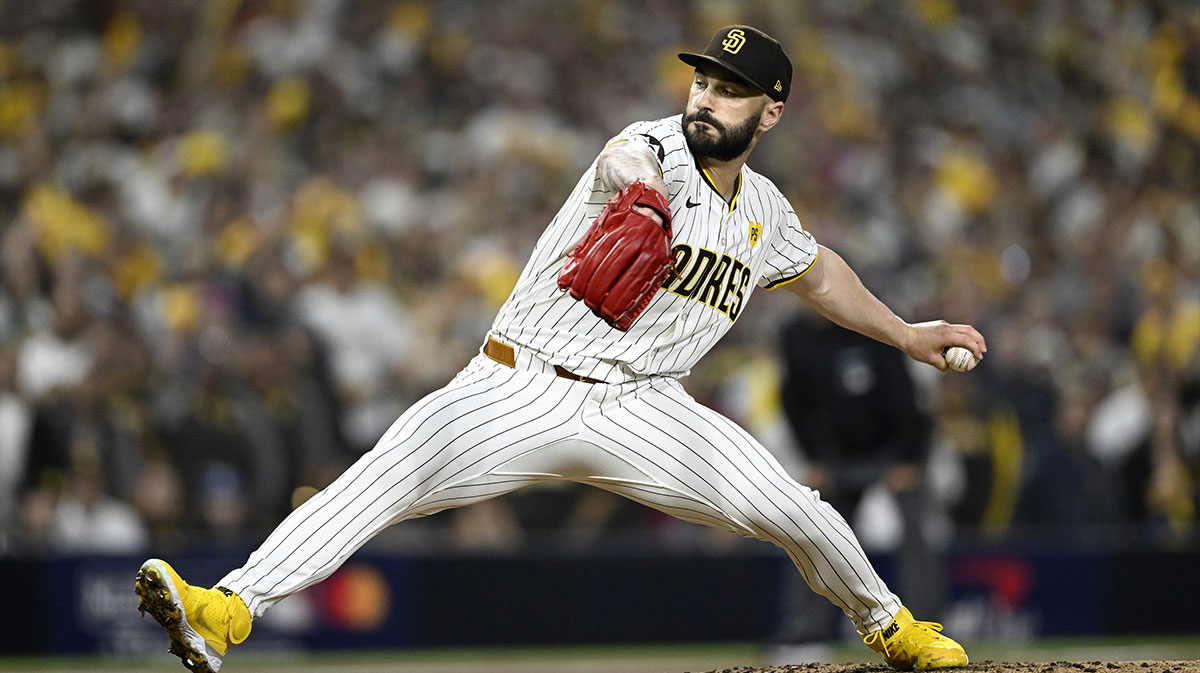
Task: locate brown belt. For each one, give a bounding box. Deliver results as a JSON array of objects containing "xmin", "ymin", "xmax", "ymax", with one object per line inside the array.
[{"xmin": 484, "ymin": 336, "xmax": 603, "ymax": 384}]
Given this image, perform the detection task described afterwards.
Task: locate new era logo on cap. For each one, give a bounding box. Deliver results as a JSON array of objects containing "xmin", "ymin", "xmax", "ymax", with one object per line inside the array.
[{"xmin": 678, "ymin": 25, "xmax": 793, "ymax": 102}]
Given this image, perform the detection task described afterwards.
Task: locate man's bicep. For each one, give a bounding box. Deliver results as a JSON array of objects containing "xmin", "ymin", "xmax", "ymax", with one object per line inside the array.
[{"xmin": 780, "ymin": 247, "xmax": 828, "ymax": 301}]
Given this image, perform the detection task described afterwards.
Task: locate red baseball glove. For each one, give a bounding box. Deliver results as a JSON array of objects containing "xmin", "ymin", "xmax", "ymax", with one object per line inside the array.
[{"xmin": 557, "ymin": 181, "xmax": 674, "ymax": 331}]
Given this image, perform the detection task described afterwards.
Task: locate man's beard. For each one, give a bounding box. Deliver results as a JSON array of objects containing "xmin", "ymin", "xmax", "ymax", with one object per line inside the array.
[{"xmin": 682, "ymin": 108, "xmax": 760, "ymax": 161}]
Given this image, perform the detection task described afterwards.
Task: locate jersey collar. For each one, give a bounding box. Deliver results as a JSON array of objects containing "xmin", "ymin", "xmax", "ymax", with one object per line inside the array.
[{"xmin": 697, "ymin": 161, "xmax": 742, "ymax": 214}]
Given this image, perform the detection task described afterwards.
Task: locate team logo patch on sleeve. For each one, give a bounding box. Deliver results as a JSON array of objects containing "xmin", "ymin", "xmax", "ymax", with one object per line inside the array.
[
  {"xmin": 638, "ymin": 133, "xmax": 666, "ymax": 163},
  {"xmin": 748, "ymin": 221, "xmax": 762, "ymax": 248}
]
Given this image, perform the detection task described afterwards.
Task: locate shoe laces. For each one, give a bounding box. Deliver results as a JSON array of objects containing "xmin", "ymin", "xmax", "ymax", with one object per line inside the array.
[{"xmin": 863, "ymin": 618, "xmax": 947, "ymax": 658}]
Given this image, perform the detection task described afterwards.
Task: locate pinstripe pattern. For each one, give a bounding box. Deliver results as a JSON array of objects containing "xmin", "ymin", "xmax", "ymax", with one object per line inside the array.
[
  {"xmin": 217, "ymin": 114, "xmax": 903, "ymax": 637},
  {"xmin": 220, "ymin": 357, "xmax": 900, "ymax": 633},
  {"xmin": 220, "ymin": 357, "xmax": 587, "ymax": 614},
  {"xmin": 579, "ymin": 377, "xmax": 899, "ymax": 632}
]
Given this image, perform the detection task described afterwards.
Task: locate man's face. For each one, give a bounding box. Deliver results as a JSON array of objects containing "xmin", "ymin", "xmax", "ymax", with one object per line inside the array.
[{"xmin": 682, "ymin": 65, "xmax": 768, "ymax": 162}]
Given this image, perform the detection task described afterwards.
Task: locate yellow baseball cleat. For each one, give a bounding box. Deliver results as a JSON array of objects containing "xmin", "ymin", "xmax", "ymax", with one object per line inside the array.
[
  {"xmin": 862, "ymin": 607, "xmax": 968, "ymax": 670},
  {"xmin": 135, "ymin": 559, "xmax": 252, "ymax": 673}
]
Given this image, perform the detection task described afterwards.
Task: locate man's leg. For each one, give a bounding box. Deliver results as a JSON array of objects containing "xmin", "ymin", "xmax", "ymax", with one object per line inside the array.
[
  {"xmin": 575, "ymin": 378, "xmax": 967, "ymax": 668},
  {"xmin": 221, "ymin": 357, "xmax": 590, "ymax": 613},
  {"xmin": 577, "ymin": 378, "xmax": 900, "ymax": 631},
  {"xmin": 138, "ymin": 357, "xmax": 590, "ymax": 670}
]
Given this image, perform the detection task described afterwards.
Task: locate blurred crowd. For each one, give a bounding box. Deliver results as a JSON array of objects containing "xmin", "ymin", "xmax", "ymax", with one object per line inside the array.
[{"xmin": 0, "ymin": 0, "xmax": 1196, "ymax": 558}]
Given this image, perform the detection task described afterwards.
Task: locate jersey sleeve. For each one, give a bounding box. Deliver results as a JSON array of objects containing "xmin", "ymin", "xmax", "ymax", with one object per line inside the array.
[{"xmin": 760, "ymin": 207, "xmax": 820, "ymax": 289}]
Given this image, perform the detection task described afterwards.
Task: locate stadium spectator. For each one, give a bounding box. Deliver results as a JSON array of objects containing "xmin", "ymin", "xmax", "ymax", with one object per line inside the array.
[{"xmin": 0, "ymin": 0, "xmax": 1194, "ymax": 554}]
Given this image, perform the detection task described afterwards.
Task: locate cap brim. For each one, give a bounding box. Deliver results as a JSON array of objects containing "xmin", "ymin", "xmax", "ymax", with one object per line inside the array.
[{"xmin": 677, "ymin": 52, "xmax": 769, "ymax": 97}]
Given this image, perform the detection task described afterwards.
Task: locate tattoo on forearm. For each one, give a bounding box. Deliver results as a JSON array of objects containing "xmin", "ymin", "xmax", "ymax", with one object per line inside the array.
[{"xmin": 597, "ymin": 143, "xmax": 666, "ymax": 194}]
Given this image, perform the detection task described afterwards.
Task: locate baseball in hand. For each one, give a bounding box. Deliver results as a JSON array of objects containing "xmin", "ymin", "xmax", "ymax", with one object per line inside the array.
[{"xmin": 943, "ymin": 346, "xmax": 978, "ymax": 372}]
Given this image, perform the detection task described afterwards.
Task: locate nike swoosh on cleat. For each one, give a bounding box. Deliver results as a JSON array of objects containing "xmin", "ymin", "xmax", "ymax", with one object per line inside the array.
[{"xmin": 191, "ymin": 607, "xmax": 216, "ymax": 635}]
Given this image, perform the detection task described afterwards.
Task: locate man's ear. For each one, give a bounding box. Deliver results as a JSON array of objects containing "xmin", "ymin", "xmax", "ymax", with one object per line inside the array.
[{"xmin": 759, "ymin": 100, "xmax": 784, "ymax": 133}]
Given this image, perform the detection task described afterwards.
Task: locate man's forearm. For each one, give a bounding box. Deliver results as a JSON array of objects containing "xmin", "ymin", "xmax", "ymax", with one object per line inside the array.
[
  {"xmin": 785, "ymin": 245, "xmax": 910, "ymax": 350},
  {"xmin": 597, "ymin": 140, "xmax": 668, "ymax": 196}
]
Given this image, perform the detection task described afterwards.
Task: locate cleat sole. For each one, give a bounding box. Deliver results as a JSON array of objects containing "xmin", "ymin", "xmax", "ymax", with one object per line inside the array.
[{"xmin": 134, "ymin": 561, "xmax": 217, "ymax": 673}]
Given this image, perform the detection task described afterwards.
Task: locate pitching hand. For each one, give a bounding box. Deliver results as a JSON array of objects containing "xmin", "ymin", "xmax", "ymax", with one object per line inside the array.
[{"xmin": 900, "ymin": 320, "xmax": 986, "ymax": 371}]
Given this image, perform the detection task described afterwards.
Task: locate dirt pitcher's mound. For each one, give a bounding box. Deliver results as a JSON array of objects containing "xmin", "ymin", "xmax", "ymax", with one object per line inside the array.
[{"xmin": 693, "ymin": 663, "xmax": 1200, "ymax": 673}]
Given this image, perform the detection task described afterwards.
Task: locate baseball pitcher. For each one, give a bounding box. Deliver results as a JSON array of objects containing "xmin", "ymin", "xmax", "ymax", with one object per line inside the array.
[{"xmin": 137, "ymin": 25, "xmax": 984, "ymax": 672}]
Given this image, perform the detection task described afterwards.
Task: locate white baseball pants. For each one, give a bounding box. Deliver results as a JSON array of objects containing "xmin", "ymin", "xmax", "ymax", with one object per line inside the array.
[{"xmin": 219, "ymin": 352, "xmax": 902, "ymax": 633}]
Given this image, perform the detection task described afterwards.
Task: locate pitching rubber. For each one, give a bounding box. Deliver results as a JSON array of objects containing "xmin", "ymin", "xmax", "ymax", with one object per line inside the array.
[{"xmin": 135, "ymin": 559, "xmax": 222, "ymax": 673}]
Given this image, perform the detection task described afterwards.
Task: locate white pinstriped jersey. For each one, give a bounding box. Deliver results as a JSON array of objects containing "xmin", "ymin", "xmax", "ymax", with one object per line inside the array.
[{"xmin": 490, "ymin": 115, "xmax": 819, "ymax": 383}]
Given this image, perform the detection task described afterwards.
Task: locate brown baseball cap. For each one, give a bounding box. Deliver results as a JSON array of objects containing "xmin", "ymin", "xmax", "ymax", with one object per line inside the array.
[{"xmin": 678, "ymin": 25, "xmax": 792, "ymax": 102}]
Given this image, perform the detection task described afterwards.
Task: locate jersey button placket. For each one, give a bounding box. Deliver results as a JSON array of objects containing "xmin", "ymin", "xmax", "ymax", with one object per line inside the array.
[{"xmin": 718, "ymin": 207, "xmax": 738, "ymax": 248}]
